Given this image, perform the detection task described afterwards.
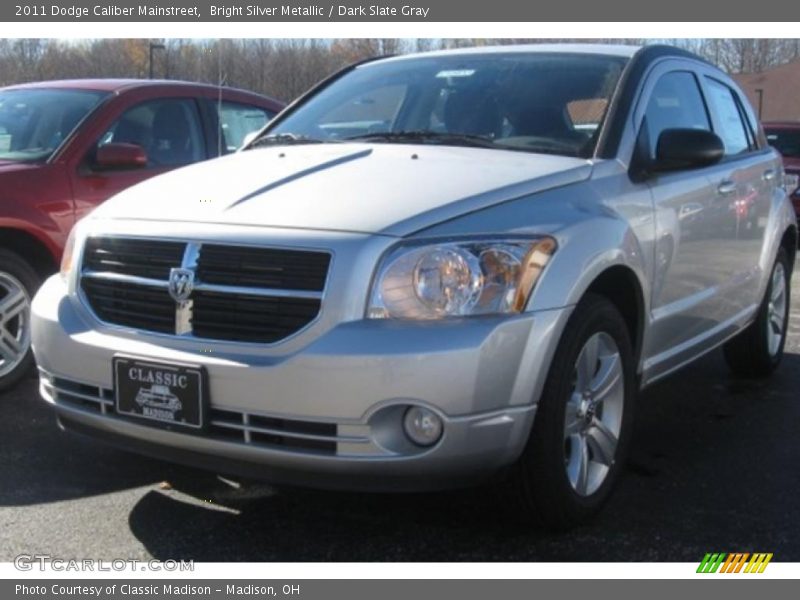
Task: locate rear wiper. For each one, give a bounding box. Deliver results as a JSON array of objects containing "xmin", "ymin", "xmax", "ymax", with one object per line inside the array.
[
  {"xmin": 247, "ymin": 133, "xmax": 336, "ymax": 148},
  {"xmin": 344, "ymin": 130, "xmax": 498, "ymax": 149}
]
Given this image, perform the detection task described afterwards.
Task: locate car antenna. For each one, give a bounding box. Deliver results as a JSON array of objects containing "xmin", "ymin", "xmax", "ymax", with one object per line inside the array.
[{"xmin": 217, "ymin": 41, "xmax": 227, "ymax": 157}]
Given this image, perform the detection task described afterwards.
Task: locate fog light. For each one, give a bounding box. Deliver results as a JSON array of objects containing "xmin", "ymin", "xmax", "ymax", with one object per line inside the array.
[{"xmin": 403, "ymin": 406, "xmax": 443, "ymax": 446}]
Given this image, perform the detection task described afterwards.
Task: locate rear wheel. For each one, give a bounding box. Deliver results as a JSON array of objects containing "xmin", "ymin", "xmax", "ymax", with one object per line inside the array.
[
  {"xmin": 0, "ymin": 249, "xmax": 39, "ymax": 392},
  {"xmin": 513, "ymin": 293, "xmax": 635, "ymax": 530},
  {"xmin": 723, "ymin": 248, "xmax": 790, "ymax": 378}
]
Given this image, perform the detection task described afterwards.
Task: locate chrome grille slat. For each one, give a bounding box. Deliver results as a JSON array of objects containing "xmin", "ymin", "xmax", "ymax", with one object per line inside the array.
[
  {"xmin": 54, "ymin": 387, "xmax": 114, "ymax": 407},
  {"xmin": 208, "ymin": 419, "xmax": 367, "ymax": 444},
  {"xmin": 194, "ymin": 282, "xmax": 323, "ymax": 300},
  {"xmin": 82, "ymin": 271, "xmax": 170, "ymax": 288},
  {"xmin": 79, "ymin": 237, "xmax": 330, "ymax": 344}
]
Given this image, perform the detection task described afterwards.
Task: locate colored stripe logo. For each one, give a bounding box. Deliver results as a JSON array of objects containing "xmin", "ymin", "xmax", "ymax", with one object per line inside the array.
[{"xmin": 697, "ymin": 553, "xmax": 773, "ymax": 573}]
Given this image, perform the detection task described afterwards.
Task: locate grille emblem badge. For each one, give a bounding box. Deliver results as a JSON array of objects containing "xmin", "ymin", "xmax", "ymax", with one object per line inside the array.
[{"xmin": 168, "ymin": 268, "xmax": 195, "ymax": 303}]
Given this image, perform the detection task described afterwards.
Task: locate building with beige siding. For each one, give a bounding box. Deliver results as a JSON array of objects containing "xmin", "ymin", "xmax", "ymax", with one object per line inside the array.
[{"xmin": 735, "ymin": 60, "xmax": 800, "ymax": 122}]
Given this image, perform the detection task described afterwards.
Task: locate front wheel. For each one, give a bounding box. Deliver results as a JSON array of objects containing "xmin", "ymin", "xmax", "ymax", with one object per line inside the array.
[
  {"xmin": 0, "ymin": 249, "xmax": 39, "ymax": 392},
  {"xmin": 512, "ymin": 293, "xmax": 636, "ymax": 530},
  {"xmin": 723, "ymin": 248, "xmax": 791, "ymax": 378}
]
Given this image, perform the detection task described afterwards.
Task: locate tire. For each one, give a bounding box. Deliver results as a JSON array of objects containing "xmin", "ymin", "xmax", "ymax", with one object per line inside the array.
[
  {"xmin": 512, "ymin": 293, "xmax": 636, "ymax": 530},
  {"xmin": 0, "ymin": 249, "xmax": 40, "ymax": 392},
  {"xmin": 723, "ymin": 248, "xmax": 791, "ymax": 378}
]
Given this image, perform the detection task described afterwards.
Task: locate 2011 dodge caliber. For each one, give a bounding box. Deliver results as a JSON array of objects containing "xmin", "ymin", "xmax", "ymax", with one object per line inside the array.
[{"xmin": 31, "ymin": 45, "xmax": 796, "ymax": 529}]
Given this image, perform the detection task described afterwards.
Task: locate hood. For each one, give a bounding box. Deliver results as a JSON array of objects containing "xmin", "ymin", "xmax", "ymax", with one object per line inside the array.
[{"xmin": 92, "ymin": 143, "xmax": 592, "ymax": 237}]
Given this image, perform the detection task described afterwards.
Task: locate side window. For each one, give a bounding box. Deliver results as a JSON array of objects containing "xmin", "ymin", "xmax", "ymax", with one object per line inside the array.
[
  {"xmin": 703, "ymin": 78, "xmax": 752, "ymax": 156},
  {"xmin": 98, "ymin": 98, "xmax": 204, "ymax": 168},
  {"xmin": 216, "ymin": 101, "xmax": 274, "ymax": 153},
  {"xmin": 738, "ymin": 92, "xmax": 761, "ymax": 149},
  {"xmin": 643, "ymin": 71, "xmax": 711, "ymax": 158}
]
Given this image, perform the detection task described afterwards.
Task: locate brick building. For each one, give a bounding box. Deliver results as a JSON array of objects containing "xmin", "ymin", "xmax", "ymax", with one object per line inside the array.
[{"xmin": 734, "ymin": 59, "xmax": 800, "ymax": 122}]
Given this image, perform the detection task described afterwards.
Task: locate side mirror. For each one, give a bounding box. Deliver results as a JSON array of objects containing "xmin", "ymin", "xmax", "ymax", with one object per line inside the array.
[
  {"xmin": 651, "ymin": 128, "xmax": 724, "ymax": 173},
  {"xmin": 95, "ymin": 142, "xmax": 147, "ymax": 170}
]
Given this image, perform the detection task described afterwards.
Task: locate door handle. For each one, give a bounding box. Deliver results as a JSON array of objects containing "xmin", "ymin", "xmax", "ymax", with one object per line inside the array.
[
  {"xmin": 717, "ymin": 181, "xmax": 737, "ymax": 196},
  {"xmin": 763, "ymin": 169, "xmax": 777, "ymax": 181}
]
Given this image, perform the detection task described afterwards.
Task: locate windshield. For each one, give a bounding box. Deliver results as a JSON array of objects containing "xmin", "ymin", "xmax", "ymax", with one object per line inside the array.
[
  {"xmin": 0, "ymin": 88, "xmax": 108, "ymax": 162},
  {"xmin": 265, "ymin": 52, "xmax": 627, "ymax": 158},
  {"xmin": 766, "ymin": 128, "xmax": 800, "ymax": 159}
]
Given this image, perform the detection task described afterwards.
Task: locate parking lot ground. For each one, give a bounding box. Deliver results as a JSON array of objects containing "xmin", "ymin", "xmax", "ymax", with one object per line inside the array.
[{"xmin": 1, "ymin": 277, "xmax": 799, "ymax": 562}]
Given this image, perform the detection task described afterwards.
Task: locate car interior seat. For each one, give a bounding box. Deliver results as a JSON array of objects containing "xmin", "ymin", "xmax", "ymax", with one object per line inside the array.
[
  {"xmin": 148, "ymin": 102, "xmax": 197, "ymax": 166},
  {"xmin": 442, "ymin": 87, "xmax": 503, "ymax": 138}
]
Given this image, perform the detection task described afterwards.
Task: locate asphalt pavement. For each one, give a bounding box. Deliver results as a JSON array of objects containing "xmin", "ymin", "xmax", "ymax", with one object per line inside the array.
[{"xmin": 1, "ymin": 277, "xmax": 799, "ymax": 562}]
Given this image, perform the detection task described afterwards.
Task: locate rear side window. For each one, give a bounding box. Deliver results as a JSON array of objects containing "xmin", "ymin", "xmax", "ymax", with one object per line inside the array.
[
  {"xmin": 643, "ymin": 71, "xmax": 711, "ymax": 158},
  {"xmin": 703, "ymin": 78, "xmax": 752, "ymax": 156},
  {"xmin": 215, "ymin": 101, "xmax": 274, "ymax": 153}
]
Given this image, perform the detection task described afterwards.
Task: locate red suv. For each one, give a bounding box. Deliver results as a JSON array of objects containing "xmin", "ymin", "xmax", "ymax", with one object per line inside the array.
[
  {"xmin": 764, "ymin": 122, "xmax": 800, "ymax": 222},
  {"xmin": 0, "ymin": 79, "xmax": 283, "ymax": 389}
]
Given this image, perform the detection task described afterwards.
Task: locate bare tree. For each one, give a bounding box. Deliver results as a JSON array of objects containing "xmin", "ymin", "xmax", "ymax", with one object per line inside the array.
[{"xmin": 3, "ymin": 38, "xmax": 799, "ymax": 101}]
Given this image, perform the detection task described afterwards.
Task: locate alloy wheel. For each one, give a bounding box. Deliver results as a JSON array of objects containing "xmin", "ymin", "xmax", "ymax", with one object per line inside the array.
[
  {"xmin": 766, "ymin": 261, "xmax": 787, "ymax": 358},
  {"xmin": 0, "ymin": 272, "xmax": 32, "ymax": 379},
  {"xmin": 563, "ymin": 332, "xmax": 625, "ymax": 497}
]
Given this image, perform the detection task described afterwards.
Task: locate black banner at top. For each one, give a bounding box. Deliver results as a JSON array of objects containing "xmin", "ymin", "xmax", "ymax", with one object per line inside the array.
[{"xmin": 2, "ymin": 0, "xmax": 798, "ymax": 22}]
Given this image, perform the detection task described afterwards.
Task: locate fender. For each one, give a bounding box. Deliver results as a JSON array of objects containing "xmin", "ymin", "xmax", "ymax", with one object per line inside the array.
[{"xmin": 0, "ymin": 217, "xmax": 63, "ymax": 263}]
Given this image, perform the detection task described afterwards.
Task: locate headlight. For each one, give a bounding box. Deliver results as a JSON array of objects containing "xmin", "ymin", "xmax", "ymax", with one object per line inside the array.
[
  {"xmin": 367, "ymin": 237, "xmax": 557, "ymax": 319},
  {"xmin": 59, "ymin": 227, "xmax": 78, "ymax": 280}
]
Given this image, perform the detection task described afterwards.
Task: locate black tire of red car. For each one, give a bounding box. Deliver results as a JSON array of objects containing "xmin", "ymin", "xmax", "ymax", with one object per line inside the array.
[
  {"xmin": 0, "ymin": 249, "xmax": 40, "ymax": 392},
  {"xmin": 511, "ymin": 293, "xmax": 636, "ymax": 531},
  {"xmin": 723, "ymin": 247, "xmax": 791, "ymax": 378}
]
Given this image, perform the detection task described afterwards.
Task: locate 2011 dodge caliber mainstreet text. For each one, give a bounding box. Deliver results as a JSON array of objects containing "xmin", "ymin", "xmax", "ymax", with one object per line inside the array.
[{"xmin": 30, "ymin": 45, "xmax": 797, "ymax": 529}]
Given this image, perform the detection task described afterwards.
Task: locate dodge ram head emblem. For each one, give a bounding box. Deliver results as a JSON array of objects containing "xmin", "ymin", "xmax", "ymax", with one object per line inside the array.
[{"xmin": 168, "ymin": 268, "xmax": 195, "ymax": 303}]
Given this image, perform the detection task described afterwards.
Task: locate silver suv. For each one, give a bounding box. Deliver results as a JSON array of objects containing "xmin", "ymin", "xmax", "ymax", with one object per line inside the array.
[{"xmin": 31, "ymin": 45, "xmax": 796, "ymax": 529}]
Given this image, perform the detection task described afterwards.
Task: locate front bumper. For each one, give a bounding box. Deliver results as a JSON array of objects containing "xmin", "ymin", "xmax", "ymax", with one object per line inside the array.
[{"xmin": 32, "ymin": 275, "xmax": 571, "ymax": 491}]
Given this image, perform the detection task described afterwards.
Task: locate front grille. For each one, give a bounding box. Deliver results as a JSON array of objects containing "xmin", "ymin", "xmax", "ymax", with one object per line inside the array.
[
  {"xmin": 81, "ymin": 278, "xmax": 176, "ymax": 333},
  {"xmin": 80, "ymin": 237, "xmax": 330, "ymax": 343},
  {"xmin": 83, "ymin": 237, "xmax": 185, "ymax": 280},
  {"xmin": 42, "ymin": 372, "xmax": 352, "ymax": 456},
  {"xmin": 43, "ymin": 375, "xmax": 114, "ymax": 414},
  {"xmin": 192, "ymin": 291, "xmax": 320, "ymax": 343},
  {"xmin": 197, "ymin": 245, "xmax": 330, "ymax": 291},
  {"xmin": 208, "ymin": 408, "xmax": 339, "ymax": 454}
]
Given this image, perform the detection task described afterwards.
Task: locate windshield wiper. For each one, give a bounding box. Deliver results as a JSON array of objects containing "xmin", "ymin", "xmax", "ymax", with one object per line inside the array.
[
  {"xmin": 247, "ymin": 133, "xmax": 335, "ymax": 148},
  {"xmin": 344, "ymin": 130, "xmax": 498, "ymax": 149}
]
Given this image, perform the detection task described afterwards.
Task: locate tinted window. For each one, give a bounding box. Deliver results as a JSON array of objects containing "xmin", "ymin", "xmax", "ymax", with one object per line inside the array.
[
  {"xmin": 0, "ymin": 89, "xmax": 107, "ymax": 162},
  {"xmin": 215, "ymin": 101, "xmax": 273, "ymax": 153},
  {"xmin": 703, "ymin": 78, "xmax": 751, "ymax": 156},
  {"xmin": 643, "ymin": 71, "xmax": 711, "ymax": 158},
  {"xmin": 267, "ymin": 53, "xmax": 627, "ymax": 158},
  {"xmin": 766, "ymin": 129, "xmax": 800, "ymax": 158},
  {"xmin": 319, "ymin": 83, "xmax": 407, "ymax": 138},
  {"xmin": 98, "ymin": 98, "xmax": 204, "ymax": 168}
]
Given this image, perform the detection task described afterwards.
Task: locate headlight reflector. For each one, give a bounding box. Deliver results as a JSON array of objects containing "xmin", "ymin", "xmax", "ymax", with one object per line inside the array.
[
  {"xmin": 413, "ymin": 247, "xmax": 482, "ymax": 315},
  {"xmin": 368, "ymin": 237, "xmax": 556, "ymax": 319}
]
